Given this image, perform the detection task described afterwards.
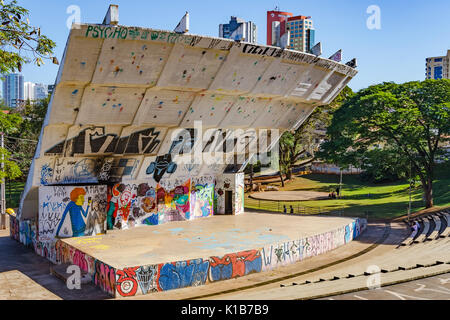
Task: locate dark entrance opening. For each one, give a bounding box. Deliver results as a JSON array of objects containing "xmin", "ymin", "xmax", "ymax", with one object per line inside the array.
[{"xmin": 225, "ymin": 191, "xmax": 233, "ymax": 215}]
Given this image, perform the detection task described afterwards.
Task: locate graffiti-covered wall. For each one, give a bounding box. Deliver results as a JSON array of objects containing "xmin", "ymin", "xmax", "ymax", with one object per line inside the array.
[
  {"xmin": 10, "ymin": 210, "xmax": 366, "ymax": 298},
  {"xmin": 235, "ymin": 173, "xmax": 245, "ymax": 215},
  {"xmin": 38, "ymin": 185, "xmax": 108, "ymax": 242},
  {"xmin": 215, "ymin": 173, "xmax": 244, "ymax": 215},
  {"xmin": 19, "ymin": 20, "xmax": 357, "ymax": 221},
  {"xmin": 108, "ymin": 218, "xmax": 366, "ymax": 297},
  {"xmin": 106, "ymin": 175, "xmax": 216, "ymax": 230}
]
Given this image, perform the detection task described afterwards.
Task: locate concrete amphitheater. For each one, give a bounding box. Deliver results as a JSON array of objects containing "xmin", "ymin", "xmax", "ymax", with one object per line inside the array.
[{"xmin": 6, "ymin": 5, "xmax": 448, "ymax": 301}]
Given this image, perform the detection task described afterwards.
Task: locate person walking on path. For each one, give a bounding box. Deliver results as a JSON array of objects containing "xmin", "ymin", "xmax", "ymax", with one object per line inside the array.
[
  {"xmin": 283, "ymin": 205, "xmax": 287, "ymax": 214},
  {"xmin": 290, "ymin": 205, "xmax": 294, "ymax": 214}
]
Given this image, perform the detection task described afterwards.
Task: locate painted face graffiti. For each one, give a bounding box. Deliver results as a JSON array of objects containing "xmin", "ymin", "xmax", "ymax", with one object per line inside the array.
[
  {"xmin": 116, "ymin": 267, "xmax": 140, "ymax": 297},
  {"xmin": 209, "ymin": 250, "xmax": 262, "ymax": 282}
]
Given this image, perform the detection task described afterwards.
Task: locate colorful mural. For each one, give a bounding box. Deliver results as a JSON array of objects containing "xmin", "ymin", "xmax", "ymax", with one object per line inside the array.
[
  {"xmin": 190, "ymin": 183, "xmax": 214, "ymax": 219},
  {"xmin": 104, "ymin": 177, "xmax": 217, "ymax": 230},
  {"xmin": 38, "ymin": 185, "xmax": 108, "ymax": 242}
]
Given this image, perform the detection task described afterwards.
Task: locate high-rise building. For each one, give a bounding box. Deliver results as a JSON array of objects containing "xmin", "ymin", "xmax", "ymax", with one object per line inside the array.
[
  {"xmin": 2, "ymin": 73, "xmax": 24, "ymax": 108},
  {"xmin": 267, "ymin": 9, "xmax": 316, "ymax": 52},
  {"xmin": 34, "ymin": 83, "xmax": 48, "ymax": 100},
  {"xmin": 219, "ymin": 16, "xmax": 257, "ymax": 43},
  {"xmin": 426, "ymin": 50, "xmax": 450, "ymax": 79},
  {"xmin": 267, "ymin": 10, "xmax": 292, "ymax": 47},
  {"xmin": 286, "ymin": 15, "xmax": 315, "ymax": 52},
  {"xmin": 48, "ymin": 84, "xmax": 55, "ymax": 96},
  {"xmin": 24, "ymin": 81, "xmax": 36, "ymax": 101},
  {"xmin": 24, "ymin": 82, "xmax": 48, "ymax": 104}
]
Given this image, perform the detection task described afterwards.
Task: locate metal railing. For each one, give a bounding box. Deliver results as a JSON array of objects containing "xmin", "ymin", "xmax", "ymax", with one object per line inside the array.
[{"xmin": 245, "ymin": 197, "xmax": 345, "ymax": 216}]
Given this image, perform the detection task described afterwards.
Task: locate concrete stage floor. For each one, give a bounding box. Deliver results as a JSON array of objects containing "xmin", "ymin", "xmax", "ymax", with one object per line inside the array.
[{"xmin": 61, "ymin": 212, "xmax": 356, "ymax": 269}]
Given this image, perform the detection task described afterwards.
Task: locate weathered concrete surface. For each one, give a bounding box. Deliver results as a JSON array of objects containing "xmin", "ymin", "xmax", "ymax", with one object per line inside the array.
[
  {"xmin": 213, "ymin": 263, "xmax": 450, "ymax": 300},
  {"xmin": 320, "ymin": 272, "xmax": 450, "ymax": 300},
  {"xmin": 117, "ymin": 222, "xmax": 390, "ymax": 300},
  {"xmin": 61, "ymin": 212, "xmax": 357, "ymax": 269},
  {"xmin": 20, "ymin": 22, "xmax": 357, "ymax": 220}
]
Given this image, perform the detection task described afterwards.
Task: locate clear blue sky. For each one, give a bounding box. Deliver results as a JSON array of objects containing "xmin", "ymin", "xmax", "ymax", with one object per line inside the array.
[{"xmin": 16, "ymin": 0, "xmax": 450, "ymax": 92}]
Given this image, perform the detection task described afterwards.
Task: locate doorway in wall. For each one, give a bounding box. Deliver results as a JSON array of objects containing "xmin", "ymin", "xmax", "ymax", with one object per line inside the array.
[{"xmin": 225, "ymin": 191, "xmax": 233, "ymax": 215}]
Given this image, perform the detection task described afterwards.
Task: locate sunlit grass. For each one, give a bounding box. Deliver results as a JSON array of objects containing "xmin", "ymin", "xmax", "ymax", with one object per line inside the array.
[{"xmin": 246, "ymin": 163, "xmax": 450, "ymax": 219}]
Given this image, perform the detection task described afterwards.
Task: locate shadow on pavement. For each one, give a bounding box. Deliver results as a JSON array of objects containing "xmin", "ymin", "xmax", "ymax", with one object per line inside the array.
[{"xmin": 0, "ymin": 230, "xmax": 109, "ymax": 300}]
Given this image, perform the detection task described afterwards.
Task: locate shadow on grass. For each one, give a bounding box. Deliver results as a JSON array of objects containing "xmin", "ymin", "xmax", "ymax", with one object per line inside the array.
[{"xmin": 246, "ymin": 197, "xmax": 427, "ymax": 220}]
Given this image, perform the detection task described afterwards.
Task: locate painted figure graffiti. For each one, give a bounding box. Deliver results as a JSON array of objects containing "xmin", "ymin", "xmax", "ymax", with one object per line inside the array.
[
  {"xmin": 56, "ymin": 187, "xmax": 91, "ymax": 237},
  {"xmin": 190, "ymin": 183, "xmax": 214, "ymax": 219}
]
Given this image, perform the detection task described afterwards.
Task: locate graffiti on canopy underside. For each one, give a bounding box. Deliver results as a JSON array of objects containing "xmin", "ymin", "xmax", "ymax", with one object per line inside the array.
[{"xmin": 45, "ymin": 126, "xmax": 161, "ymax": 156}]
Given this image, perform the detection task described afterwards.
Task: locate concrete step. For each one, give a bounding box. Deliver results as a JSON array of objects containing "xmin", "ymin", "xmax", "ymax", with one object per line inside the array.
[
  {"xmin": 213, "ymin": 263, "xmax": 450, "ymax": 300},
  {"xmin": 50, "ymin": 263, "xmax": 92, "ymax": 285},
  {"xmin": 399, "ymin": 220, "xmax": 419, "ymax": 246},
  {"xmin": 425, "ymin": 217, "xmax": 435, "ymax": 238},
  {"xmin": 437, "ymin": 214, "xmax": 447, "ymax": 236},
  {"xmin": 441, "ymin": 214, "xmax": 450, "ymax": 238},
  {"xmin": 414, "ymin": 219, "xmax": 430, "ymax": 243},
  {"xmin": 426, "ymin": 215, "xmax": 441, "ymax": 240},
  {"xmin": 412, "ymin": 219, "xmax": 424, "ymax": 241}
]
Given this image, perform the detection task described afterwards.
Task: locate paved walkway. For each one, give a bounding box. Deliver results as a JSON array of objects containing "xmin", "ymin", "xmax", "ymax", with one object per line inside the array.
[
  {"xmin": 250, "ymin": 191, "xmax": 329, "ymax": 201},
  {"xmin": 321, "ymin": 273, "xmax": 450, "ymax": 300},
  {"xmin": 0, "ymin": 227, "xmax": 109, "ymax": 300}
]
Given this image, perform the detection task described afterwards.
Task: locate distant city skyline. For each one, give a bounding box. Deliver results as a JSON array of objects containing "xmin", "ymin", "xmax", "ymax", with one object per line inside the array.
[
  {"xmin": 219, "ymin": 16, "xmax": 257, "ymax": 43},
  {"xmin": 2, "ymin": 74, "xmax": 49, "ymax": 106},
  {"xmin": 15, "ymin": 0, "xmax": 450, "ymax": 91}
]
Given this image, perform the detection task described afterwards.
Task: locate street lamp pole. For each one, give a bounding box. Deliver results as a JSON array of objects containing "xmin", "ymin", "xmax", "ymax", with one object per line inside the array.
[
  {"xmin": 408, "ymin": 161, "xmax": 412, "ymax": 223},
  {"xmin": 0, "ymin": 132, "xmax": 5, "ymax": 229}
]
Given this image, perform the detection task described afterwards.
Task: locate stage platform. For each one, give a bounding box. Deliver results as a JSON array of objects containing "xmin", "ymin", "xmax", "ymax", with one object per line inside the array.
[{"xmin": 57, "ymin": 212, "xmax": 367, "ymax": 298}]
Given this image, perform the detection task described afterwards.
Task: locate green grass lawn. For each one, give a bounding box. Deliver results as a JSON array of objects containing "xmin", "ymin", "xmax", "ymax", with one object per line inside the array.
[
  {"xmin": 5, "ymin": 181, "xmax": 25, "ymax": 209},
  {"xmin": 246, "ymin": 163, "xmax": 450, "ymax": 220}
]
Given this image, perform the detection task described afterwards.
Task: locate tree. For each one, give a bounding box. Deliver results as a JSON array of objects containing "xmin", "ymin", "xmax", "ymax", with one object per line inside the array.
[
  {"xmin": 318, "ymin": 80, "xmax": 450, "ymax": 208},
  {"xmin": 7, "ymin": 96, "xmax": 48, "ymax": 178},
  {"xmin": 0, "ymin": 111, "xmax": 22, "ymax": 180},
  {"xmin": 0, "ymin": 0, "xmax": 57, "ymax": 75},
  {"xmin": 278, "ymin": 86, "xmax": 354, "ymax": 186},
  {"xmin": 0, "ymin": 0, "xmax": 55, "ymax": 181}
]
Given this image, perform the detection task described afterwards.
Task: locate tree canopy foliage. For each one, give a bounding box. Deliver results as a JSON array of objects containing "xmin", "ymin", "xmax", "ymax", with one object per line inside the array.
[
  {"xmin": 0, "ymin": 0, "xmax": 56, "ymax": 75},
  {"xmin": 318, "ymin": 80, "xmax": 450, "ymax": 208},
  {"xmin": 278, "ymin": 86, "xmax": 354, "ymax": 185},
  {"xmin": 0, "ymin": 0, "xmax": 55, "ymax": 181}
]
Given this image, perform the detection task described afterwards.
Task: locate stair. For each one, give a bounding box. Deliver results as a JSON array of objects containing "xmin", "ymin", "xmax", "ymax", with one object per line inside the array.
[{"xmin": 50, "ymin": 263, "xmax": 92, "ymax": 285}]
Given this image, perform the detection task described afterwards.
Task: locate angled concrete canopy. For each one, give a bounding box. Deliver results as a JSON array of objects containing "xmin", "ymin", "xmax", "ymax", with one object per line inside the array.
[{"xmin": 19, "ymin": 10, "xmax": 357, "ymax": 221}]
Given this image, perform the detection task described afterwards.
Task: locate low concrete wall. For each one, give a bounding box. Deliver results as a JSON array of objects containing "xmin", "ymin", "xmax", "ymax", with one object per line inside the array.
[
  {"xmin": 9, "ymin": 213, "xmax": 367, "ymax": 298},
  {"xmin": 61, "ymin": 218, "xmax": 367, "ymax": 297}
]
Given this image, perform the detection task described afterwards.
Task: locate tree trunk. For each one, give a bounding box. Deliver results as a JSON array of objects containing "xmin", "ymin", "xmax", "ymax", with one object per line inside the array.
[
  {"xmin": 286, "ymin": 167, "xmax": 292, "ymax": 180},
  {"xmin": 423, "ymin": 178, "xmax": 433, "ymax": 208},
  {"xmin": 279, "ymin": 171, "xmax": 285, "ymax": 187}
]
